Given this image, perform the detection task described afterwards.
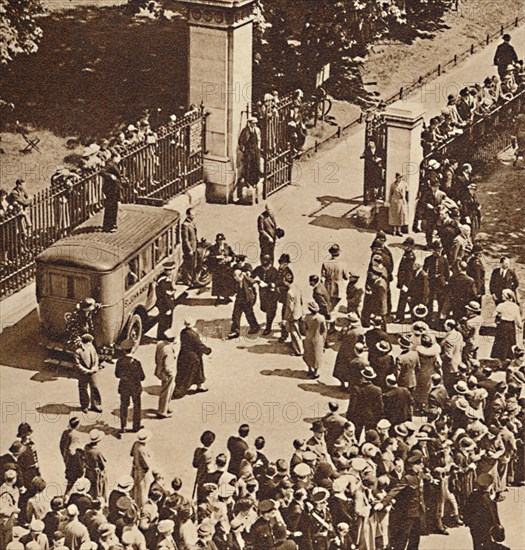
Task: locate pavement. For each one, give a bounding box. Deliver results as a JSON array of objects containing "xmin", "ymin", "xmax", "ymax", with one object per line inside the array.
[{"xmin": 1, "ymin": 25, "xmax": 525, "ymax": 550}]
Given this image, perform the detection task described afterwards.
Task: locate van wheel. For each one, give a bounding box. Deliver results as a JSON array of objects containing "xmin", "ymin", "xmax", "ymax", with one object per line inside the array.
[{"xmin": 126, "ymin": 314, "xmax": 143, "ymax": 352}]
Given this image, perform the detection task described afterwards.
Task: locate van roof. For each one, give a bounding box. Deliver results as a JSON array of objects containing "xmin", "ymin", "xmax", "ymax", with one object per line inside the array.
[{"xmin": 36, "ymin": 204, "xmax": 180, "ymax": 272}]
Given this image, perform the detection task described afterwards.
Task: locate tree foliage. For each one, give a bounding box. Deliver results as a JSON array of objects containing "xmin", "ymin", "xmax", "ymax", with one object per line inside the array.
[
  {"xmin": 254, "ymin": 0, "xmax": 454, "ymax": 104},
  {"xmin": 0, "ymin": 0, "xmax": 45, "ymax": 65}
]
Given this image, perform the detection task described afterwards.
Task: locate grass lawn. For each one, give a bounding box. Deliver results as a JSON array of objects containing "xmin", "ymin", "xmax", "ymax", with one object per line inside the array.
[
  {"xmin": 0, "ymin": 5, "xmax": 188, "ymax": 192},
  {"xmin": 364, "ymin": 0, "xmax": 524, "ymax": 100},
  {"xmin": 475, "ymin": 159, "xmax": 525, "ymax": 303}
]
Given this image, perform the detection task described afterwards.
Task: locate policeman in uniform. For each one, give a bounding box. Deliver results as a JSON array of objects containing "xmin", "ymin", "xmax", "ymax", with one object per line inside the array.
[
  {"xmin": 247, "ymin": 499, "xmax": 279, "ymax": 549},
  {"xmin": 155, "ymin": 262, "xmax": 177, "ymax": 340},
  {"xmin": 303, "ymin": 488, "xmax": 333, "ymax": 550},
  {"xmin": 115, "ymin": 340, "xmax": 145, "ymax": 435}
]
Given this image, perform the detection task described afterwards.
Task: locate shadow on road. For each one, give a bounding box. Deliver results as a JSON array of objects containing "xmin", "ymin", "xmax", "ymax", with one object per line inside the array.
[
  {"xmin": 298, "ymin": 382, "xmax": 350, "ymax": 400},
  {"xmin": 260, "ymin": 368, "xmax": 310, "ymax": 379}
]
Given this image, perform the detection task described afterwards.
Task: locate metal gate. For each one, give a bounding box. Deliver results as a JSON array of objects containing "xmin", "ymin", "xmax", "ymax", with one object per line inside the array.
[{"xmin": 252, "ymin": 93, "xmax": 295, "ymax": 198}]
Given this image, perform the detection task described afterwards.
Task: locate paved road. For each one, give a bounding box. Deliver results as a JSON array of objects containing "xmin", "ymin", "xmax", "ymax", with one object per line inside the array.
[{"xmin": 1, "ymin": 25, "xmax": 525, "ymax": 550}]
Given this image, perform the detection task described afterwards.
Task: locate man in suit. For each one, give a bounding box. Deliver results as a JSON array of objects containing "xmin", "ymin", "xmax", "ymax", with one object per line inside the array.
[
  {"xmin": 74, "ymin": 333, "xmax": 102, "ymax": 414},
  {"xmin": 283, "ymin": 272, "xmax": 304, "ymax": 356},
  {"xmin": 396, "ymin": 334, "xmax": 420, "ymax": 394},
  {"xmin": 181, "ymin": 208, "xmax": 198, "ymax": 287},
  {"xmin": 154, "ymin": 328, "xmax": 177, "ymax": 419},
  {"xmin": 100, "ymin": 152, "xmax": 122, "ymax": 232},
  {"xmin": 257, "ymin": 204, "xmax": 280, "ymax": 264},
  {"xmin": 489, "ymin": 257, "xmax": 519, "ymax": 304},
  {"xmin": 407, "ymin": 262, "xmax": 429, "ymax": 319},
  {"xmin": 0, "ymin": 441, "xmax": 25, "ymax": 490},
  {"xmin": 395, "ymin": 237, "xmax": 416, "ymax": 322},
  {"xmin": 444, "ymin": 261, "xmax": 476, "ymax": 319},
  {"xmin": 115, "ymin": 340, "xmax": 145, "ymax": 435},
  {"xmin": 155, "ymin": 262, "xmax": 177, "ymax": 340},
  {"xmin": 321, "ymin": 402, "xmax": 347, "ymax": 453},
  {"xmin": 467, "ymin": 242, "xmax": 486, "ymax": 301},
  {"xmin": 440, "ymin": 319, "xmax": 464, "ymax": 392},
  {"xmin": 494, "ymin": 34, "xmax": 518, "ymax": 79},
  {"xmin": 347, "ymin": 367, "xmax": 383, "ymax": 437},
  {"xmin": 383, "ymin": 451, "xmax": 426, "ymax": 550},
  {"xmin": 422, "ymin": 180, "xmax": 446, "ymax": 247},
  {"xmin": 309, "ymin": 275, "xmax": 333, "ymax": 323},
  {"xmin": 383, "ymin": 374, "xmax": 413, "ymax": 426},
  {"xmin": 424, "ymin": 241, "xmax": 450, "ymax": 318},
  {"xmin": 227, "ymin": 425, "xmax": 250, "ymax": 477},
  {"xmin": 228, "ymin": 269, "xmax": 260, "ymax": 339},
  {"xmin": 238, "ymin": 117, "xmax": 262, "ymax": 193},
  {"xmin": 253, "ymin": 255, "xmax": 280, "ymax": 335},
  {"xmin": 428, "ymin": 373, "xmax": 450, "ymax": 417}
]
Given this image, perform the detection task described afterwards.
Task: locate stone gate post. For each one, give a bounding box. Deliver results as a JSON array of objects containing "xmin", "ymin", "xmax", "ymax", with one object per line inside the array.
[
  {"xmin": 383, "ymin": 101, "xmax": 426, "ymax": 229},
  {"xmin": 182, "ymin": 0, "xmax": 256, "ymax": 203}
]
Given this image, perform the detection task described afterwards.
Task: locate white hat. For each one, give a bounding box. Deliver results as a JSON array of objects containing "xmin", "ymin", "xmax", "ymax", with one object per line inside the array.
[
  {"xmin": 82, "ymin": 143, "xmax": 100, "ymax": 157},
  {"xmin": 127, "ymin": 124, "xmax": 138, "ymax": 132},
  {"xmin": 67, "ymin": 504, "xmax": 79, "ymax": 516},
  {"xmin": 137, "ymin": 428, "xmax": 152, "ymax": 443},
  {"xmin": 116, "ymin": 475, "xmax": 134, "ymax": 491},
  {"xmin": 428, "ymin": 159, "xmax": 441, "ymax": 170}
]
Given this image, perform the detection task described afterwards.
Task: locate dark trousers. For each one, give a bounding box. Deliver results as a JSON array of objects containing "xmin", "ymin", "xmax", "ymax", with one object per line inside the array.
[
  {"xmin": 157, "ymin": 310, "xmax": 173, "ymax": 340},
  {"xmin": 120, "ymin": 390, "xmax": 142, "ymax": 431},
  {"xmin": 390, "ymin": 516, "xmax": 421, "ymax": 550},
  {"xmin": 427, "ymin": 284, "xmax": 445, "ymax": 316},
  {"xmin": 78, "ymin": 373, "xmax": 102, "ymax": 410},
  {"xmin": 396, "ymin": 289, "xmax": 410, "ymax": 321},
  {"xmin": 103, "ymin": 199, "xmax": 118, "ymax": 231},
  {"xmin": 181, "ymin": 253, "xmax": 196, "ymax": 285},
  {"xmin": 263, "ymin": 299, "xmax": 278, "ymax": 329},
  {"xmin": 231, "ymin": 299, "xmax": 260, "ymax": 334},
  {"xmin": 259, "ymin": 239, "xmax": 275, "ymax": 265}
]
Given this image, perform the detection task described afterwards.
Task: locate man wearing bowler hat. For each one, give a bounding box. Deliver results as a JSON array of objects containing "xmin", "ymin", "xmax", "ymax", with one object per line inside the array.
[
  {"xmin": 155, "ymin": 261, "xmax": 177, "ymax": 340},
  {"xmin": 347, "ymin": 367, "xmax": 383, "ymax": 438},
  {"xmin": 257, "ymin": 203, "xmax": 283, "ymax": 264},
  {"xmin": 115, "ymin": 340, "xmax": 145, "ymax": 435},
  {"xmin": 395, "ymin": 237, "xmax": 416, "ymax": 322},
  {"xmin": 494, "ymin": 34, "xmax": 518, "ymax": 80}
]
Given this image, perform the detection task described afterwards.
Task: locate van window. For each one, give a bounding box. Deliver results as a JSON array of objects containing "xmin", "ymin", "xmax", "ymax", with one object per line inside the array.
[
  {"xmin": 153, "ymin": 233, "xmax": 168, "ymax": 265},
  {"xmin": 125, "ymin": 257, "xmax": 140, "ymax": 290},
  {"xmin": 49, "ymin": 272, "xmax": 91, "ymax": 300},
  {"xmin": 140, "ymin": 246, "xmax": 152, "ymax": 278}
]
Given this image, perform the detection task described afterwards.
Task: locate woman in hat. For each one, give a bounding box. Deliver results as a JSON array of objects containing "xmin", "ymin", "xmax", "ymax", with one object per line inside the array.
[
  {"xmin": 321, "ymin": 244, "xmax": 349, "ymax": 313},
  {"xmin": 387, "ymin": 173, "xmax": 408, "ymax": 236},
  {"xmin": 131, "ymin": 429, "xmax": 157, "ymax": 509},
  {"xmin": 207, "ymin": 233, "xmax": 235, "ymax": 305},
  {"xmin": 415, "ymin": 333, "xmax": 442, "ymax": 414},
  {"xmin": 491, "ymin": 288, "xmax": 523, "ymax": 363},
  {"xmin": 303, "ymin": 301, "xmax": 327, "ymax": 379},
  {"xmin": 83, "ymin": 429, "xmax": 107, "ymax": 501},
  {"xmin": 361, "ymin": 260, "xmax": 388, "ymax": 328}
]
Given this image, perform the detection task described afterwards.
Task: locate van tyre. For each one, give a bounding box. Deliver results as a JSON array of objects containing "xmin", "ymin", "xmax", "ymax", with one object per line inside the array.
[{"xmin": 126, "ymin": 313, "xmax": 143, "ymax": 352}]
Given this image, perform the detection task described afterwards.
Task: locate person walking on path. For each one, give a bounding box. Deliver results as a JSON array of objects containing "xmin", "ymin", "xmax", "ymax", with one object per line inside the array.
[
  {"xmin": 115, "ymin": 340, "xmax": 145, "ymax": 436},
  {"xmin": 387, "ymin": 173, "xmax": 408, "ymax": 236},
  {"xmin": 253, "ymin": 255, "xmax": 280, "ymax": 335},
  {"xmin": 228, "ymin": 269, "xmax": 261, "ymax": 339},
  {"xmin": 181, "ymin": 208, "xmax": 198, "ymax": 287},
  {"xmin": 73, "ymin": 334, "xmax": 102, "ymax": 414},
  {"xmin": 494, "ymin": 34, "xmax": 518, "ymax": 80},
  {"xmin": 154, "ymin": 328, "xmax": 177, "ymax": 419},
  {"xmin": 303, "ymin": 301, "xmax": 327, "ymax": 379},
  {"xmin": 174, "ymin": 319, "xmax": 212, "ymax": 398}
]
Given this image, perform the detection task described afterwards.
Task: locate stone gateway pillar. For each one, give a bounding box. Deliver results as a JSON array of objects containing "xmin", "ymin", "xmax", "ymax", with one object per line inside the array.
[
  {"xmin": 182, "ymin": 0, "xmax": 256, "ymax": 203},
  {"xmin": 383, "ymin": 102, "xmax": 426, "ymax": 229}
]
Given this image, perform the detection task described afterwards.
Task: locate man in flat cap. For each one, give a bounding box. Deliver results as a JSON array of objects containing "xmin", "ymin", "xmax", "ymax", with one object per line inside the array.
[{"xmin": 246, "ymin": 499, "xmax": 279, "ymax": 549}]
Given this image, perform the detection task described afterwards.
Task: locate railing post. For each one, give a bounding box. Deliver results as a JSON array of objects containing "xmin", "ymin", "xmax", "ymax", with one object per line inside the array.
[
  {"xmin": 337, "ymin": 125, "xmax": 341, "ymax": 139},
  {"xmin": 500, "ymin": 24, "xmax": 504, "ymax": 34},
  {"xmin": 399, "ymin": 87, "xmax": 404, "ymax": 100},
  {"xmin": 454, "ymin": 54, "xmax": 457, "ymax": 65},
  {"xmin": 470, "ymin": 44, "xmax": 474, "ymax": 55},
  {"xmin": 486, "ymin": 33, "xmax": 490, "ymax": 45},
  {"xmin": 438, "ymin": 64, "xmax": 441, "ymax": 76},
  {"xmin": 515, "ymin": 17, "xmax": 519, "ymax": 27}
]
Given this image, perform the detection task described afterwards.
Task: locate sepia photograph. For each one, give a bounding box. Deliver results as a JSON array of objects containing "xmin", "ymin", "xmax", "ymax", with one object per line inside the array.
[{"xmin": 0, "ymin": 0, "xmax": 524, "ymax": 548}]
